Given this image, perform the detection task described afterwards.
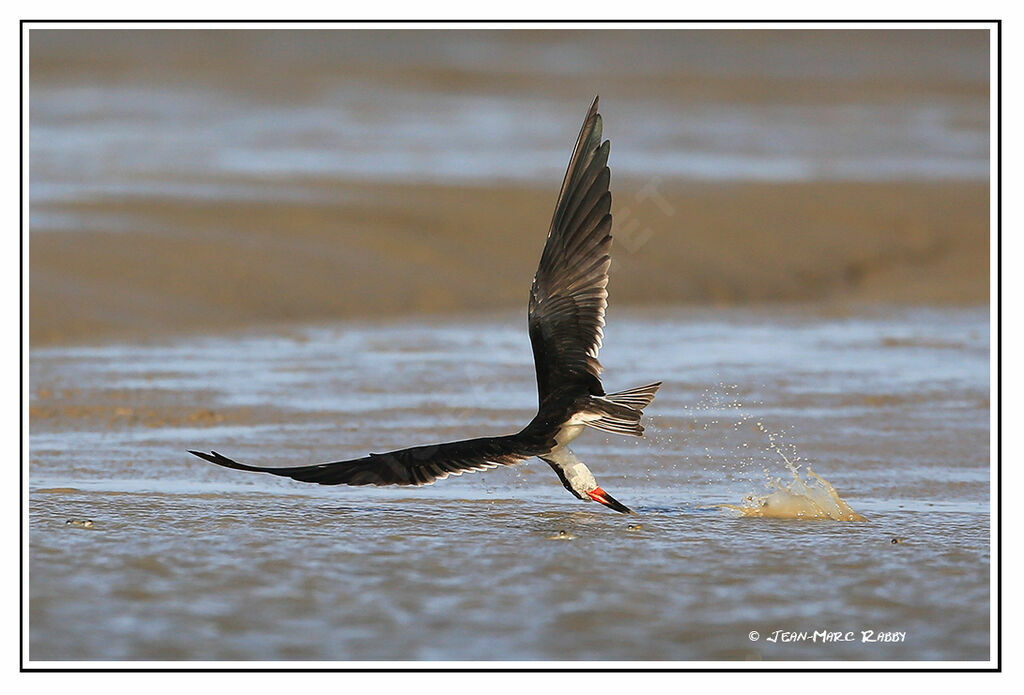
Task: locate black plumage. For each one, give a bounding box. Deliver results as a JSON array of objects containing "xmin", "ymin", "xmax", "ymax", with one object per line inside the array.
[{"xmin": 190, "ymin": 97, "xmax": 660, "ymax": 509}]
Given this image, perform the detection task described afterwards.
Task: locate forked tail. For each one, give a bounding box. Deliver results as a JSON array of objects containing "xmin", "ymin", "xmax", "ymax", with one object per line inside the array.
[{"xmin": 584, "ymin": 381, "xmax": 662, "ymax": 436}]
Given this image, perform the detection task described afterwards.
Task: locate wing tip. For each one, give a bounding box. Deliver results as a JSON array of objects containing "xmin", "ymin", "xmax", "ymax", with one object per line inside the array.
[{"xmin": 188, "ymin": 449, "xmax": 244, "ymax": 469}]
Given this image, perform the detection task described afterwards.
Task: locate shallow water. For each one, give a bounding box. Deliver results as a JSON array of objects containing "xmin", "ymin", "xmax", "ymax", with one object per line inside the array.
[
  {"xmin": 28, "ymin": 305, "xmax": 991, "ymax": 661},
  {"xmin": 29, "ymin": 29, "xmax": 989, "ymax": 229}
]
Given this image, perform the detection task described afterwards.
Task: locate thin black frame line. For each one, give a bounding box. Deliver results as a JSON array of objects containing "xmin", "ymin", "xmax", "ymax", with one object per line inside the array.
[
  {"xmin": 19, "ymin": 18, "xmax": 25, "ymax": 674},
  {"xmin": 16, "ymin": 666, "xmax": 1000, "ymax": 673},
  {"xmin": 19, "ymin": 18, "xmax": 1002, "ymax": 24},
  {"xmin": 994, "ymin": 18, "xmax": 1003, "ymax": 673},
  {"xmin": 19, "ymin": 17, "xmax": 1003, "ymax": 675}
]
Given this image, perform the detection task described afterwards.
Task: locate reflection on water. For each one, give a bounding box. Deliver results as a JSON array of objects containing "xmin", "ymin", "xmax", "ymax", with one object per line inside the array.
[{"xmin": 29, "ymin": 306, "xmax": 990, "ymax": 661}]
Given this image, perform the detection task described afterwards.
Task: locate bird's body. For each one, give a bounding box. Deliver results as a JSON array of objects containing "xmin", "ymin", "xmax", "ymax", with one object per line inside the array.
[{"xmin": 190, "ymin": 97, "xmax": 661, "ymax": 513}]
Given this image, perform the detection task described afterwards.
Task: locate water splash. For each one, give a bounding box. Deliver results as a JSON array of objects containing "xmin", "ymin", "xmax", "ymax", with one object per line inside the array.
[{"xmin": 720, "ymin": 425, "xmax": 867, "ymax": 521}]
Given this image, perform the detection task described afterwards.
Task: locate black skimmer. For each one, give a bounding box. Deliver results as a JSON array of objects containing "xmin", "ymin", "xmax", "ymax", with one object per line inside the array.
[{"xmin": 189, "ymin": 97, "xmax": 661, "ymax": 514}]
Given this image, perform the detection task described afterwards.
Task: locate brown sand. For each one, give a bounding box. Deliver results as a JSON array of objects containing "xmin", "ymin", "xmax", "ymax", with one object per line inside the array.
[
  {"xmin": 29, "ymin": 179, "xmax": 989, "ymax": 346},
  {"xmin": 28, "ymin": 29, "xmax": 990, "ymax": 346}
]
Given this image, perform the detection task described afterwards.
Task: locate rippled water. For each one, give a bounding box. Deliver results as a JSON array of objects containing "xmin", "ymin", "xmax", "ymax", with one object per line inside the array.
[{"xmin": 28, "ymin": 306, "xmax": 991, "ymax": 661}]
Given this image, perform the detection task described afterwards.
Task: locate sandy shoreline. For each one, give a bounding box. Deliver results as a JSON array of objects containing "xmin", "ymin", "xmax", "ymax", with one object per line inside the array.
[
  {"xmin": 29, "ymin": 29, "xmax": 990, "ymax": 348},
  {"xmin": 30, "ymin": 179, "xmax": 988, "ymax": 347}
]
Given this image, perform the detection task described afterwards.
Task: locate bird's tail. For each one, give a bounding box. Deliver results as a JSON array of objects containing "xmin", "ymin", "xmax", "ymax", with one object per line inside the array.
[
  {"xmin": 605, "ymin": 382, "xmax": 661, "ymax": 411},
  {"xmin": 584, "ymin": 382, "xmax": 662, "ymax": 437}
]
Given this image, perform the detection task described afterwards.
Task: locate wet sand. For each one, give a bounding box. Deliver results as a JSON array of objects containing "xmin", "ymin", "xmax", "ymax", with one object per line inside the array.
[
  {"xmin": 29, "ymin": 28, "xmax": 990, "ymax": 346},
  {"xmin": 30, "ymin": 179, "xmax": 989, "ymax": 345}
]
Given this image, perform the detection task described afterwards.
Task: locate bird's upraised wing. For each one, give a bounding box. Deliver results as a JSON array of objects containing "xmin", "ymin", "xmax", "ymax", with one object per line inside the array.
[
  {"xmin": 189, "ymin": 433, "xmax": 544, "ymax": 487},
  {"xmin": 528, "ymin": 96, "xmax": 613, "ymax": 403}
]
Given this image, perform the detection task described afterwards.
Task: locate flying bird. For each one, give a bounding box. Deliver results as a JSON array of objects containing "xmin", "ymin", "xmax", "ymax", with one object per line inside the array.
[{"xmin": 190, "ymin": 97, "xmax": 661, "ymax": 513}]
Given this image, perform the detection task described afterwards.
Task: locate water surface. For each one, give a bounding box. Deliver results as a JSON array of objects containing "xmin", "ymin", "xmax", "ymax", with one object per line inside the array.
[
  {"xmin": 29, "ymin": 306, "xmax": 991, "ymax": 661},
  {"xmin": 30, "ymin": 29, "xmax": 989, "ymax": 227}
]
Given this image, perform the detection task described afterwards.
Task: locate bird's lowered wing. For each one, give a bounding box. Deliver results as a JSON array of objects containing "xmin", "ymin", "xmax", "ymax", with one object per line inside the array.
[
  {"xmin": 528, "ymin": 96, "xmax": 613, "ymax": 403},
  {"xmin": 189, "ymin": 433, "xmax": 542, "ymax": 487}
]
